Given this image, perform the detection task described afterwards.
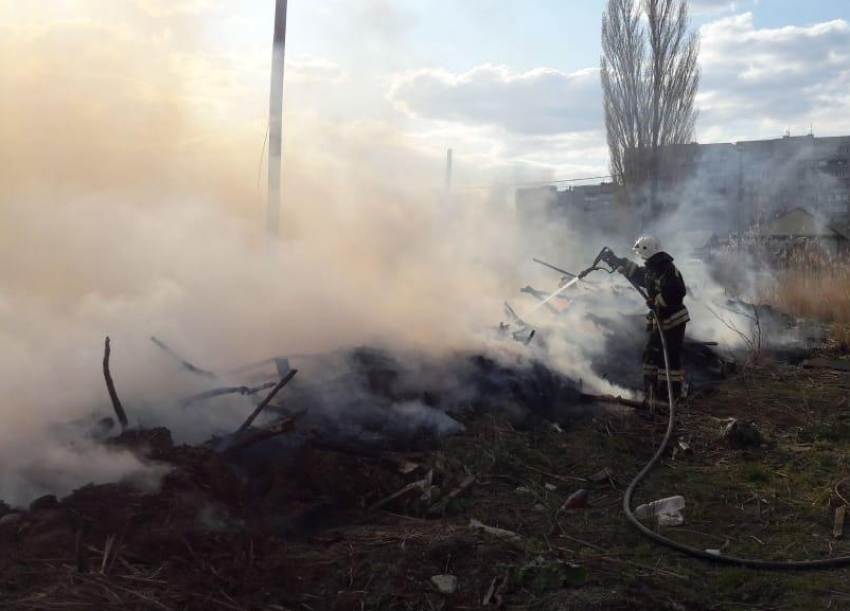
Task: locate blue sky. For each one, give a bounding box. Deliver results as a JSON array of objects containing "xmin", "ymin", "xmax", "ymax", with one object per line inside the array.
[{"xmin": 231, "ymin": 0, "xmax": 850, "ymax": 73}]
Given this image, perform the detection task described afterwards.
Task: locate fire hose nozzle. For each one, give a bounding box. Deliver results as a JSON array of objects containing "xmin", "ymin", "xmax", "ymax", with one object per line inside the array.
[{"xmin": 578, "ymin": 246, "xmax": 615, "ymax": 279}]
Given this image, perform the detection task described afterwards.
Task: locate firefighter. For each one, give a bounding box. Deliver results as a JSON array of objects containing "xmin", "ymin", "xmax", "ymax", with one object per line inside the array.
[{"xmin": 603, "ymin": 236, "xmax": 689, "ymax": 400}]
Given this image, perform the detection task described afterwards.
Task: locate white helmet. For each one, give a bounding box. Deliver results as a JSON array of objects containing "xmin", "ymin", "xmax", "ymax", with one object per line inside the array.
[{"xmin": 633, "ymin": 235, "xmax": 662, "ymax": 260}]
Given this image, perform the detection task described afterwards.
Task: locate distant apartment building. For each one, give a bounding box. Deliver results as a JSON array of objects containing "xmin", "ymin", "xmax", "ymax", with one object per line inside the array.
[
  {"xmin": 517, "ymin": 134, "xmax": 850, "ymax": 240},
  {"xmin": 515, "ymin": 181, "xmax": 620, "ymax": 238}
]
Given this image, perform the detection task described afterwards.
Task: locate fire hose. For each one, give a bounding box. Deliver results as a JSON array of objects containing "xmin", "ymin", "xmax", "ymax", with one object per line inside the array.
[{"xmin": 582, "ymin": 248, "xmax": 850, "ymax": 570}]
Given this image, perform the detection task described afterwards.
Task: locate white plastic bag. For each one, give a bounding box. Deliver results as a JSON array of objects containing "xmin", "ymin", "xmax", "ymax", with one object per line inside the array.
[{"xmin": 634, "ymin": 495, "xmax": 685, "ymax": 526}]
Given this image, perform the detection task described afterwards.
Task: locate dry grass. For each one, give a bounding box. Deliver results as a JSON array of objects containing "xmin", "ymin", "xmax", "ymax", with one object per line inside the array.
[
  {"xmin": 713, "ymin": 240, "xmax": 850, "ymax": 350},
  {"xmin": 755, "ymin": 249, "xmax": 850, "ymax": 349}
]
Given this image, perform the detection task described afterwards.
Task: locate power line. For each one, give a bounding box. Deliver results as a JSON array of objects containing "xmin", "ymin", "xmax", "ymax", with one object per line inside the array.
[{"xmin": 453, "ymin": 174, "xmax": 616, "ymax": 191}]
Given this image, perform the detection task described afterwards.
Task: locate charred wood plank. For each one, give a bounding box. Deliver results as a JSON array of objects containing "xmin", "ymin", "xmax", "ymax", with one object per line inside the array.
[
  {"xmin": 225, "ymin": 417, "xmax": 297, "ymax": 454},
  {"xmin": 103, "ymin": 337, "xmax": 129, "ymax": 430},
  {"xmin": 237, "ymin": 369, "xmax": 298, "ymax": 433}
]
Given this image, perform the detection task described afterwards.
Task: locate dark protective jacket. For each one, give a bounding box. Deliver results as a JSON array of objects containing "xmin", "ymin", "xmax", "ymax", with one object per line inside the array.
[{"xmin": 622, "ymin": 252, "xmax": 690, "ymax": 330}]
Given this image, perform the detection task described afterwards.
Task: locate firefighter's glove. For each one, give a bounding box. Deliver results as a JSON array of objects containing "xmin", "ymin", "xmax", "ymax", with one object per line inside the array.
[
  {"xmin": 602, "ymin": 250, "xmax": 626, "ymax": 269},
  {"xmin": 646, "ymin": 298, "xmax": 656, "ymax": 310}
]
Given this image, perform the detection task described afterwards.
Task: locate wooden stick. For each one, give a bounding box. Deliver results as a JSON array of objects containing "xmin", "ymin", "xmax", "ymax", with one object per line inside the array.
[
  {"xmin": 103, "ymin": 337, "xmax": 129, "ymax": 431},
  {"xmin": 369, "ymin": 476, "xmax": 431, "ymax": 512},
  {"xmin": 150, "ymin": 336, "xmax": 216, "ymax": 378},
  {"xmin": 237, "ymin": 369, "xmax": 297, "ymax": 433},
  {"xmin": 835, "ymin": 506, "xmax": 846, "ymax": 540},
  {"xmin": 427, "ymin": 475, "xmax": 476, "ymax": 516}
]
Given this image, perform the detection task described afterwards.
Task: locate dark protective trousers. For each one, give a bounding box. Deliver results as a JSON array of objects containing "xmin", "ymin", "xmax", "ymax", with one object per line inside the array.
[{"xmin": 643, "ymin": 323, "xmax": 687, "ymax": 399}]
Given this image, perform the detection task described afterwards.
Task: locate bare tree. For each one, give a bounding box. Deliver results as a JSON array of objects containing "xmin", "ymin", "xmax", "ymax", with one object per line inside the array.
[
  {"xmin": 601, "ymin": 0, "xmax": 647, "ymax": 184},
  {"xmin": 601, "ymin": 0, "xmax": 700, "ymax": 221}
]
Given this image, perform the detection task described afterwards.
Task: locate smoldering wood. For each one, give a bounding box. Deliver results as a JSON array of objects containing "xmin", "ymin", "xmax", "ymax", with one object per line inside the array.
[
  {"xmin": 237, "ymin": 369, "xmax": 298, "ymax": 433},
  {"xmin": 224, "ymin": 417, "xmax": 297, "ymax": 455},
  {"xmin": 503, "ymin": 302, "xmax": 523, "ymax": 323},
  {"xmin": 179, "ymin": 382, "xmax": 278, "ymax": 409},
  {"xmin": 150, "ymin": 336, "xmax": 217, "ymax": 379},
  {"xmin": 103, "ymin": 337, "xmax": 129, "ymax": 431}
]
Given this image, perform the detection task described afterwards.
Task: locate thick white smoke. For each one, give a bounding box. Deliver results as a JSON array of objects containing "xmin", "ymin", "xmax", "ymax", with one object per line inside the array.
[{"xmin": 0, "ymin": 2, "xmax": 748, "ymax": 507}]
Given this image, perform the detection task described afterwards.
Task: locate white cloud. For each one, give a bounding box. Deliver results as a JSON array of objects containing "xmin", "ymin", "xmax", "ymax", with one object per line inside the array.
[
  {"xmin": 387, "ymin": 11, "xmax": 850, "ymax": 172},
  {"xmin": 136, "ymin": 0, "xmax": 219, "ymax": 18},
  {"xmin": 389, "ymin": 64, "xmax": 602, "ymax": 136},
  {"xmin": 352, "ymin": 0, "xmax": 416, "ymax": 39},
  {"xmin": 689, "ymin": 0, "xmax": 753, "ymax": 16},
  {"xmin": 698, "ymin": 13, "xmax": 850, "ymax": 138}
]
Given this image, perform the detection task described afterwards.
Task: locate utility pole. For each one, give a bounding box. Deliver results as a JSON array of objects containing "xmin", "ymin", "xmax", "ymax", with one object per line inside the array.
[{"xmin": 267, "ymin": 0, "xmax": 288, "ymax": 238}]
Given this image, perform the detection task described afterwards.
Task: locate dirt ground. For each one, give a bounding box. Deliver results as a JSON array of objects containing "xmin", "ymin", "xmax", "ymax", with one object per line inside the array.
[{"xmin": 4, "ymin": 357, "xmax": 850, "ymax": 611}]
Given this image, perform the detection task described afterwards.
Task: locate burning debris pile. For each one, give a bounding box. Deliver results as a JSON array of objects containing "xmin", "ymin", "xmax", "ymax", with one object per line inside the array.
[
  {"xmin": 0, "ymin": 257, "xmax": 783, "ymax": 610},
  {"xmin": 0, "ymin": 332, "xmax": 613, "ymax": 610},
  {"xmin": 2, "ymin": 276, "xmax": 825, "ymax": 611}
]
